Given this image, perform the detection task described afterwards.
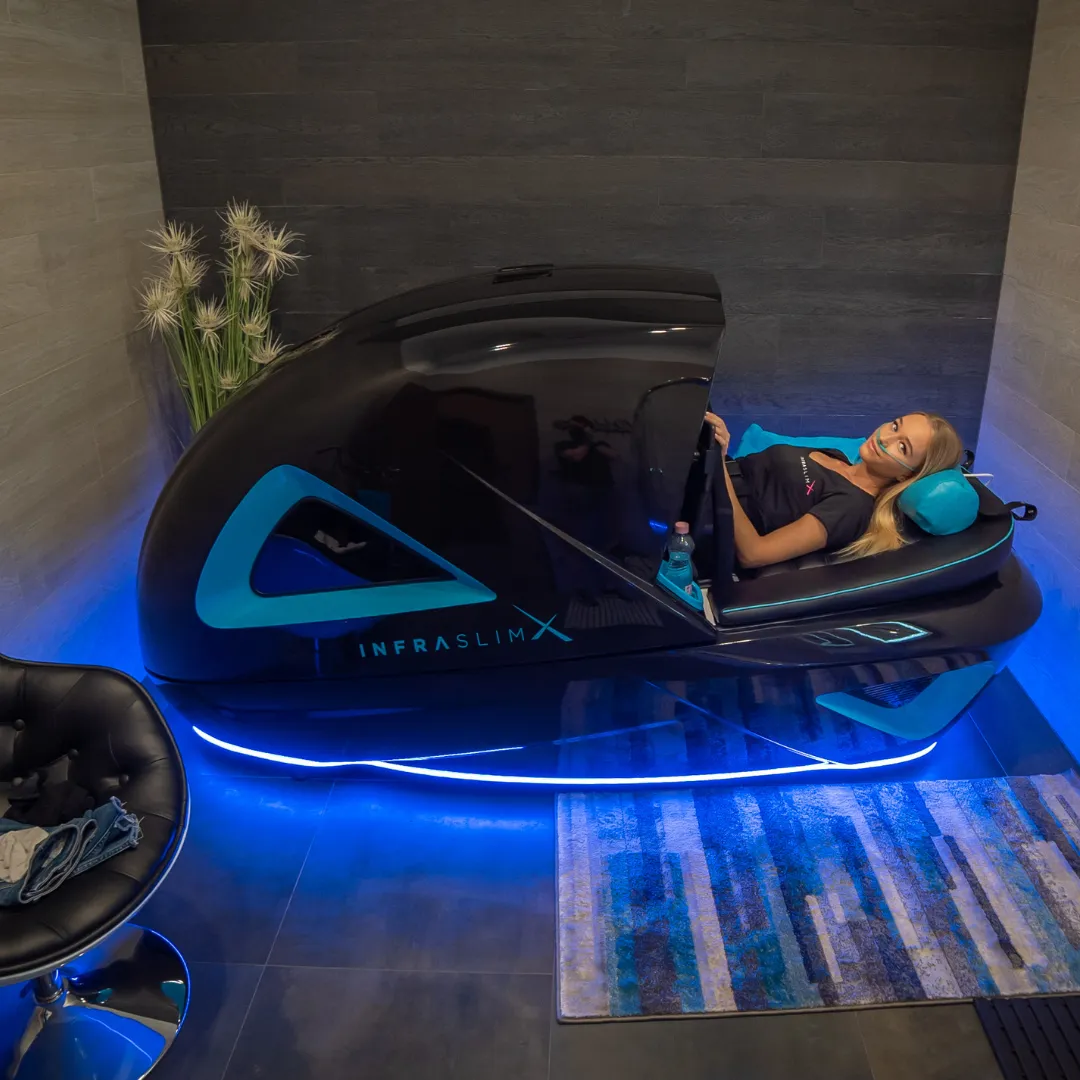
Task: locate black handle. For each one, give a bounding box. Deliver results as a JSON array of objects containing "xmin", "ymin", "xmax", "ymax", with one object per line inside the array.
[
  {"xmin": 1005, "ymin": 501, "xmax": 1038, "ymax": 522},
  {"xmin": 493, "ymin": 264, "xmax": 555, "ymax": 283}
]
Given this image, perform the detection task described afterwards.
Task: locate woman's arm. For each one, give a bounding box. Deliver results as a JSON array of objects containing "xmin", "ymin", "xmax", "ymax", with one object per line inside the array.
[{"xmin": 705, "ymin": 413, "xmax": 829, "ymax": 569}]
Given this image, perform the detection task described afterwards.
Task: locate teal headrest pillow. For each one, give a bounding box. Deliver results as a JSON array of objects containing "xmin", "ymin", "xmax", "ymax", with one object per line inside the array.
[
  {"xmin": 734, "ymin": 423, "xmax": 864, "ymax": 463},
  {"xmin": 732, "ymin": 424, "xmax": 978, "ymax": 536},
  {"xmin": 897, "ymin": 467, "xmax": 979, "ymax": 536}
]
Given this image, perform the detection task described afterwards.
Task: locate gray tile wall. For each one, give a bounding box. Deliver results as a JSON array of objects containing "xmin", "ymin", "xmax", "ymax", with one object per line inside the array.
[
  {"xmin": 976, "ymin": 0, "xmax": 1080, "ymax": 756},
  {"xmin": 1, "ymin": 0, "xmax": 165, "ymax": 649},
  {"xmin": 138, "ymin": 0, "xmax": 1035, "ymax": 450}
]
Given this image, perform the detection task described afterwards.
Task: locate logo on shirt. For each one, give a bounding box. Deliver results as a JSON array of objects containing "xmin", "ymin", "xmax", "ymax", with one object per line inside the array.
[{"xmin": 800, "ymin": 456, "xmax": 815, "ymax": 497}]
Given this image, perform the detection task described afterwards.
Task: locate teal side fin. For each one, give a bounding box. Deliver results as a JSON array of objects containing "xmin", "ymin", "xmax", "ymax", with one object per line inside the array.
[
  {"xmin": 196, "ymin": 465, "xmax": 495, "ymax": 629},
  {"xmin": 816, "ymin": 662, "xmax": 995, "ymax": 740}
]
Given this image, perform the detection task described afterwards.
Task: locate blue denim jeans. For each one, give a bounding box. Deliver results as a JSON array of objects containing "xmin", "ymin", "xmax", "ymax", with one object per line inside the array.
[{"xmin": 0, "ymin": 798, "xmax": 141, "ymax": 906}]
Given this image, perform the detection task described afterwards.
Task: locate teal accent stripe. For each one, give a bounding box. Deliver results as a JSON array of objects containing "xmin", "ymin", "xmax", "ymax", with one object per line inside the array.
[
  {"xmin": 196, "ymin": 465, "xmax": 495, "ymax": 630},
  {"xmin": 723, "ymin": 521, "xmax": 1013, "ymax": 616}
]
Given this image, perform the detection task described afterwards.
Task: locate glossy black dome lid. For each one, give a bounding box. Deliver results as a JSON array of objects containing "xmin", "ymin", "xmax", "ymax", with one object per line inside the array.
[
  {"xmin": 138, "ymin": 264, "xmax": 725, "ymax": 682},
  {"xmin": 290, "ymin": 263, "xmax": 725, "ymax": 352}
]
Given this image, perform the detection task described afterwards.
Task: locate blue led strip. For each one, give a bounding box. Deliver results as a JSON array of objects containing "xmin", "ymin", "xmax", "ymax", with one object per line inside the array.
[
  {"xmin": 191, "ymin": 725, "xmax": 938, "ymax": 785},
  {"xmin": 723, "ymin": 522, "xmax": 1013, "ymax": 616},
  {"xmin": 389, "ymin": 744, "xmax": 527, "ymax": 762}
]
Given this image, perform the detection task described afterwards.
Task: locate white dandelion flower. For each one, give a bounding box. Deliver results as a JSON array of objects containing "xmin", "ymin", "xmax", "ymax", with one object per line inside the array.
[
  {"xmin": 250, "ymin": 333, "xmax": 285, "ymax": 366},
  {"xmin": 169, "ymin": 252, "xmax": 209, "ymax": 292},
  {"xmin": 231, "ymin": 251, "xmax": 260, "ymax": 300},
  {"xmin": 193, "ymin": 296, "xmax": 229, "ymax": 333},
  {"xmin": 221, "ymin": 200, "xmax": 264, "ymax": 253},
  {"xmin": 254, "ymin": 224, "xmax": 305, "ymax": 279},
  {"xmin": 137, "ymin": 278, "xmax": 180, "ymax": 336},
  {"xmin": 146, "ymin": 221, "xmax": 199, "ymax": 257},
  {"xmin": 239, "ymin": 313, "xmax": 269, "ymax": 337}
]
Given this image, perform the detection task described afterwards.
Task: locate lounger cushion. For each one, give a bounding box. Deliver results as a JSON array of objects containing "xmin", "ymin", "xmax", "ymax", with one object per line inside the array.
[
  {"xmin": 734, "ymin": 423, "xmax": 864, "ymax": 464},
  {"xmin": 719, "ymin": 478, "xmax": 1012, "ymax": 625}
]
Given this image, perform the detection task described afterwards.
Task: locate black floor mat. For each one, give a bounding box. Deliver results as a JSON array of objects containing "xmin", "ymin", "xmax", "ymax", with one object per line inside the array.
[{"xmin": 975, "ymin": 996, "xmax": 1080, "ymax": 1079}]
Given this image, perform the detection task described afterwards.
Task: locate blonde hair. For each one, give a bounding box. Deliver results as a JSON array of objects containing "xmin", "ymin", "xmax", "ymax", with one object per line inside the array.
[{"xmin": 837, "ymin": 412, "xmax": 964, "ymax": 561}]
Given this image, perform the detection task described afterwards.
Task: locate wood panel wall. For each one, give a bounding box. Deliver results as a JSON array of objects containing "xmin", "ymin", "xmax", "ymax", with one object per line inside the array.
[
  {"xmin": 1, "ymin": 0, "xmax": 164, "ymax": 646},
  {"xmin": 140, "ymin": 0, "xmax": 1036, "ymax": 447},
  {"xmin": 977, "ymin": 0, "xmax": 1080, "ymax": 752}
]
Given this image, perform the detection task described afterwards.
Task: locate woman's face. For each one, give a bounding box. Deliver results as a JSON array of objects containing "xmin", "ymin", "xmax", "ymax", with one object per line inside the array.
[{"xmin": 860, "ymin": 414, "xmax": 934, "ymax": 478}]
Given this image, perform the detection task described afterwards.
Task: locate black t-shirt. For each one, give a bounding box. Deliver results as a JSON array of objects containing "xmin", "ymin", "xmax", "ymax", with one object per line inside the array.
[{"xmin": 736, "ymin": 444, "xmax": 874, "ymax": 551}]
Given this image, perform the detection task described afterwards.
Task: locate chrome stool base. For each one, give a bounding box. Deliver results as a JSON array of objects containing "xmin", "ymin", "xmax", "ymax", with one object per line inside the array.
[{"xmin": 4, "ymin": 925, "xmax": 189, "ymax": 1080}]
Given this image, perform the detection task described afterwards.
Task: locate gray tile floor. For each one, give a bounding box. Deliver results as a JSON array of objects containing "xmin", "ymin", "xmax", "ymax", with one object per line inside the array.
[{"xmin": 6, "ymin": 670, "xmax": 1069, "ymax": 1079}]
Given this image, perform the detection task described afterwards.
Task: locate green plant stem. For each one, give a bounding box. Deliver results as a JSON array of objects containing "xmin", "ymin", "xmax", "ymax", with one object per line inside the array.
[{"xmin": 144, "ymin": 209, "xmax": 298, "ymax": 434}]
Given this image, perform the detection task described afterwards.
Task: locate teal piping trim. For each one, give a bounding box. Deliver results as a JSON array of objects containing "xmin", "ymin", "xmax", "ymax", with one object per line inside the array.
[
  {"xmin": 196, "ymin": 465, "xmax": 495, "ymax": 630},
  {"xmin": 722, "ymin": 520, "xmax": 1013, "ymax": 616}
]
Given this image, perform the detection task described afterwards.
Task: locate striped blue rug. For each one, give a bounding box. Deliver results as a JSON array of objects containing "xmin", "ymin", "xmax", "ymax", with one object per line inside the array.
[{"xmin": 557, "ymin": 774, "xmax": 1080, "ymax": 1019}]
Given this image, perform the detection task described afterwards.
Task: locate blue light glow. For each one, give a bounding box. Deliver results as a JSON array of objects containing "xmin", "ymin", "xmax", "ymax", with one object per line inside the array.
[
  {"xmin": 648, "ymin": 520, "xmax": 668, "ymax": 534},
  {"xmin": 846, "ymin": 621, "xmax": 930, "ymax": 644},
  {"xmin": 191, "ymin": 726, "xmax": 938, "ymax": 785},
  {"xmin": 389, "ymin": 744, "xmax": 527, "ymax": 762}
]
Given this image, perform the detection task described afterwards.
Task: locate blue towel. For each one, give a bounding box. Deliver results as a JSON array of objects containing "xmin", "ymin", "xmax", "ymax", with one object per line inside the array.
[{"xmin": 0, "ymin": 798, "xmax": 141, "ymax": 906}]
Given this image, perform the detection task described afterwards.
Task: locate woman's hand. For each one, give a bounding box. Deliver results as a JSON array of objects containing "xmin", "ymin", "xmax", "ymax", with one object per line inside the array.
[{"xmin": 704, "ymin": 412, "xmax": 731, "ymax": 455}]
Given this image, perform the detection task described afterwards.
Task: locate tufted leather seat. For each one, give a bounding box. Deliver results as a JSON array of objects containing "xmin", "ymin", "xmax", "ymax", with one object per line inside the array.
[{"xmin": 0, "ymin": 655, "xmax": 187, "ymax": 983}]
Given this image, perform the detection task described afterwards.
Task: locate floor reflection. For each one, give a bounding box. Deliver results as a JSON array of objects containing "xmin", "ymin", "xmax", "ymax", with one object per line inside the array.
[{"xmin": 191, "ymin": 672, "xmax": 969, "ymax": 786}]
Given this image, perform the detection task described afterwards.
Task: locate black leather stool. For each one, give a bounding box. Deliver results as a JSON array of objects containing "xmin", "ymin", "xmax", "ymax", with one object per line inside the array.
[{"xmin": 0, "ymin": 656, "xmax": 189, "ymax": 1080}]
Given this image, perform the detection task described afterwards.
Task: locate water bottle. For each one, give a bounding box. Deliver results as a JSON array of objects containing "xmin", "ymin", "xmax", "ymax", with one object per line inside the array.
[{"xmin": 663, "ymin": 522, "xmax": 695, "ymax": 592}]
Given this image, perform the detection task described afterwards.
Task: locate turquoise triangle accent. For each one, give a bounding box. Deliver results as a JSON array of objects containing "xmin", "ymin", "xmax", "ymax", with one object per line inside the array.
[
  {"xmin": 195, "ymin": 465, "xmax": 496, "ymax": 630},
  {"xmin": 816, "ymin": 661, "xmax": 995, "ymax": 740}
]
